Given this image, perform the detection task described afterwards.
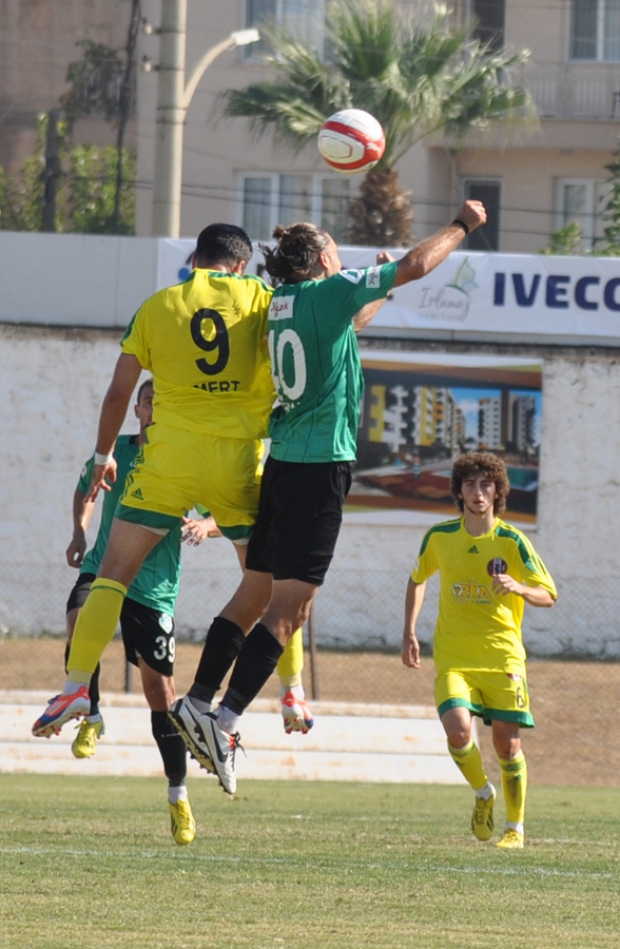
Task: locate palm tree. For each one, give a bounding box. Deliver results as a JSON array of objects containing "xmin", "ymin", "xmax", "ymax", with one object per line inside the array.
[{"xmin": 221, "ymin": 0, "xmax": 534, "ymax": 245}]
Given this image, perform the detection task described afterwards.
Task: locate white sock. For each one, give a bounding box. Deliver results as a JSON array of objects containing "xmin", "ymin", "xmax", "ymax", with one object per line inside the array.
[
  {"xmin": 188, "ymin": 697, "xmax": 211, "ymax": 715},
  {"xmin": 280, "ymin": 684, "xmax": 305, "ymax": 701},
  {"xmin": 61, "ymin": 681, "xmax": 88, "ymax": 696},
  {"xmin": 475, "ymin": 781, "xmax": 496, "ymax": 801},
  {"xmin": 216, "ymin": 705, "xmax": 240, "ymax": 735},
  {"xmin": 86, "ymin": 713, "xmax": 102, "ymax": 724},
  {"xmin": 168, "ymin": 785, "xmax": 188, "ymax": 805},
  {"xmin": 505, "ymin": 821, "xmax": 524, "ymax": 835}
]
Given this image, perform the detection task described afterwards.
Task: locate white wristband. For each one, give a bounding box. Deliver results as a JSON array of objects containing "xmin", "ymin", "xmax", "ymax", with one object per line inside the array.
[{"xmin": 94, "ymin": 451, "xmax": 114, "ymax": 466}]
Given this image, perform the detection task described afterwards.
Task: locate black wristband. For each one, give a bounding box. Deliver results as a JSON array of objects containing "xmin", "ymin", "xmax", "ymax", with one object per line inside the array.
[{"xmin": 451, "ymin": 218, "xmax": 470, "ymax": 236}]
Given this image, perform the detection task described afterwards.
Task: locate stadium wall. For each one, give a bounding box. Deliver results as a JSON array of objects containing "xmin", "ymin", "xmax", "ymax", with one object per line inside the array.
[{"xmin": 1, "ymin": 234, "xmax": 619, "ymax": 658}]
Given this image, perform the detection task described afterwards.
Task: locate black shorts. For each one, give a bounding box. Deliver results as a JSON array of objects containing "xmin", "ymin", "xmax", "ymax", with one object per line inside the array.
[
  {"xmin": 246, "ymin": 456, "xmax": 352, "ymax": 585},
  {"xmin": 66, "ymin": 574, "xmax": 176, "ymax": 676}
]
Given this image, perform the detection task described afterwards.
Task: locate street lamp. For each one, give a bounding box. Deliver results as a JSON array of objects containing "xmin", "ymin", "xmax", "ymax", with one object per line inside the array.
[{"xmin": 151, "ymin": 0, "xmax": 259, "ymax": 237}]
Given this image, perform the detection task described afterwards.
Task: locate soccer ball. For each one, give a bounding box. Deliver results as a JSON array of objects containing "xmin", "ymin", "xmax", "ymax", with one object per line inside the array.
[{"xmin": 317, "ymin": 109, "xmax": 386, "ymax": 175}]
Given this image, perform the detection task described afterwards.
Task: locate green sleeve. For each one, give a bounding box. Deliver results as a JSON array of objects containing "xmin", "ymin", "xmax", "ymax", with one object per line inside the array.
[
  {"xmin": 76, "ymin": 456, "xmax": 95, "ymax": 493},
  {"xmin": 318, "ymin": 260, "xmax": 398, "ymax": 325}
]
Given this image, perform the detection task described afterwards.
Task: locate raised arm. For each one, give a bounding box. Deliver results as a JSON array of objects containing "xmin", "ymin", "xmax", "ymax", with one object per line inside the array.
[
  {"xmin": 401, "ymin": 578, "xmax": 427, "ymax": 669},
  {"xmin": 393, "ymin": 200, "xmax": 486, "ymax": 288},
  {"xmin": 86, "ymin": 353, "xmax": 142, "ymax": 501}
]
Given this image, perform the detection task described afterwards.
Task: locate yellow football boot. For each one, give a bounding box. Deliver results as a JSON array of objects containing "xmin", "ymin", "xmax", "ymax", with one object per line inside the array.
[
  {"xmin": 71, "ymin": 717, "xmax": 105, "ymax": 758},
  {"xmin": 169, "ymin": 798, "xmax": 196, "ymax": 846},
  {"xmin": 496, "ymin": 829, "xmax": 524, "ymax": 850},
  {"xmin": 471, "ymin": 785, "xmax": 496, "ymax": 841}
]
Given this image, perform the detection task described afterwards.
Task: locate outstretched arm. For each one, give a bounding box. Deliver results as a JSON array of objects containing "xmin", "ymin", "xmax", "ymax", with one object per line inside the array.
[
  {"xmin": 402, "ymin": 578, "xmax": 426, "ymax": 669},
  {"xmin": 393, "ymin": 200, "xmax": 486, "ymax": 288},
  {"xmin": 86, "ymin": 353, "xmax": 142, "ymax": 501}
]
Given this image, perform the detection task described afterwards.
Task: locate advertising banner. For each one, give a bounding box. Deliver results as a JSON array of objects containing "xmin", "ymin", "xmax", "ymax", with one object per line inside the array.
[
  {"xmin": 157, "ymin": 240, "xmax": 620, "ymax": 344},
  {"xmin": 346, "ymin": 352, "xmax": 543, "ymax": 528}
]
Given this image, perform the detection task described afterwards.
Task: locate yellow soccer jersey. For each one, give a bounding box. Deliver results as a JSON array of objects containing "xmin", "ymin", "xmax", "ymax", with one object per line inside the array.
[
  {"xmin": 411, "ymin": 517, "xmax": 557, "ymax": 675},
  {"xmin": 121, "ymin": 270, "xmax": 275, "ymax": 439}
]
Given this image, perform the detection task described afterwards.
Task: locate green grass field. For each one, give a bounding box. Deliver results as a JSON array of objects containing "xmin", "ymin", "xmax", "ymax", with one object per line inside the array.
[{"xmin": 1, "ymin": 775, "xmax": 618, "ymax": 949}]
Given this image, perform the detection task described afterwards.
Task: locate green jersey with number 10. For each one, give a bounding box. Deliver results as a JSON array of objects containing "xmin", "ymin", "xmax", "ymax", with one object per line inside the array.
[{"xmin": 267, "ymin": 261, "xmax": 398, "ymax": 463}]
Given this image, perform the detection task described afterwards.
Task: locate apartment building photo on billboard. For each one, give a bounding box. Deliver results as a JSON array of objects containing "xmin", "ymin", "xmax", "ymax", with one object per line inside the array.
[{"xmin": 349, "ymin": 353, "xmax": 543, "ymax": 525}]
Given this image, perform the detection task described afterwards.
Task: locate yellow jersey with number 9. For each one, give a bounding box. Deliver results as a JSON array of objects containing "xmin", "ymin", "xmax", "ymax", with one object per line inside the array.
[{"xmin": 121, "ymin": 269, "xmax": 275, "ymax": 439}]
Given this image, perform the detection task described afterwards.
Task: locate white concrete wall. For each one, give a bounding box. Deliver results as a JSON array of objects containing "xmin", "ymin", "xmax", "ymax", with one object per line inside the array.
[
  {"xmin": 1, "ymin": 321, "xmax": 619, "ymax": 658},
  {"xmin": 0, "ymin": 232, "xmax": 159, "ymax": 327}
]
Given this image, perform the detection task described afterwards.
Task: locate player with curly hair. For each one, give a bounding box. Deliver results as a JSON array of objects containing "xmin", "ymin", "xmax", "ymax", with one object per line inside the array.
[{"xmin": 402, "ymin": 452, "xmax": 557, "ymax": 849}]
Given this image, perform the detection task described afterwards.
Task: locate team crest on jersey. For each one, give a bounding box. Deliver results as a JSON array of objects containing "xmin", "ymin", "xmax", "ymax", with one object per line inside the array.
[
  {"xmin": 487, "ymin": 557, "xmax": 508, "ymax": 577},
  {"xmin": 366, "ymin": 266, "xmax": 381, "ymax": 288},
  {"xmin": 158, "ymin": 614, "xmax": 173, "ymax": 634},
  {"xmin": 339, "ymin": 269, "xmax": 364, "ymax": 285},
  {"xmin": 269, "ymin": 296, "xmax": 294, "ymax": 321}
]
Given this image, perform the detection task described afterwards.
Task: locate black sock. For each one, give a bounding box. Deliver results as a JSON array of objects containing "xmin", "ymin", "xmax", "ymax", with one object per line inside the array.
[
  {"xmin": 151, "ymin": 711, "xmax": 187, "ymax": 784},
  {"xmin": 221, "ymin": 623, "xmax": 284, "ymax": 715},
  {"xmin": 65, "ymin": 642, "xmax": 100, "ymax": 716},
  {"xmin": 189, "ymin": 616, "xmax": 245, "ymax": 704}
]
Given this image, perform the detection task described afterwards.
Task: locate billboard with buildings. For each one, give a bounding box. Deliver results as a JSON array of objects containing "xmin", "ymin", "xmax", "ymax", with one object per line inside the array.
[{"xmin": 347, "ymin": 352, "xmax": 543, "ymax": 526}]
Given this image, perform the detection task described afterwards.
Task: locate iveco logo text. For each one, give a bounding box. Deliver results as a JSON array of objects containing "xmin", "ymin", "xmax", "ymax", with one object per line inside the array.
[{"xmin": 494, "ymin": 272, "xmax": 620, "ymax": 312}]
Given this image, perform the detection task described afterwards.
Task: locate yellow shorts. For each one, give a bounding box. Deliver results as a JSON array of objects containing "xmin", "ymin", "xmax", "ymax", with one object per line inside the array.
[
  {"xmin": 119, "ymin": 422, "xmax": 264, "ymax": 540},
  {"xmin": 435, "ymin": 668, "xmax": 534, "ymax": 728}
]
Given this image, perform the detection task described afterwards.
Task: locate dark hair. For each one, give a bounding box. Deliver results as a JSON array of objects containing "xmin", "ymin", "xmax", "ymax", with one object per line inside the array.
[
  {"xmin": 194, "ymin": 223, "xmax": 252, "ymax": 269},
  {"xmin": 451, "ymin": 451, "xmax": 511, "ymax": 515},
  {"xmin": 260, "ymin": 222, "xmax": 331, "ymax": 284},
  {"xmin": 136, "ymin": 377, "xmax": 154, "ymax": 404}
]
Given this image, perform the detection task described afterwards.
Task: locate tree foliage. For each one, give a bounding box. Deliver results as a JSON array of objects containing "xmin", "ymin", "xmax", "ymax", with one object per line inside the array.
[
  {"xmin": 60, "ymin": 40, "xmax": 126, "ymax": 126},
  {"xmin": 0, "ymin": 114, "xmax": 136, "ymax": 234},
  {"xmin": 221, "ymin": 0, "xmax": 533, "ymax": 244}
]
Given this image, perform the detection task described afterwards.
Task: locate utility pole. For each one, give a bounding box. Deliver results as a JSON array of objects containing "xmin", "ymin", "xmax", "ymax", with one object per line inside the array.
[
  {"xmin": 42, "ymin": 109, "xmax": 62, "ymax": 232},
  {"xmin": 150, "ymin": 0, "xmax": 259, "ymax": 237},
  {"xmin": 151, "ymin": 0, "xmax": 187, "ymax": 238}
]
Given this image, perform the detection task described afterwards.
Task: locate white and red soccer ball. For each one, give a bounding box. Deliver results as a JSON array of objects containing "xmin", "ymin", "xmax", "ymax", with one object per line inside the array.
[{"xmin": 317, "ymin": 109, "xmax": 386, "ymax": 175}]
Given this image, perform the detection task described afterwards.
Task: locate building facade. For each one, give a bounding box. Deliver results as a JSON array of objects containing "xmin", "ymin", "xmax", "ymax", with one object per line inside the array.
[{"xmin": 1, "ymin": 2, "xmax": 619, "ymax": 251}]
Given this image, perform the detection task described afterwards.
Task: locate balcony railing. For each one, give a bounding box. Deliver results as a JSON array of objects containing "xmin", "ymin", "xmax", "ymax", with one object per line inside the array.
[{"xmin": 524, "ymin": 62, "xmax": 620, "ymax": 121}]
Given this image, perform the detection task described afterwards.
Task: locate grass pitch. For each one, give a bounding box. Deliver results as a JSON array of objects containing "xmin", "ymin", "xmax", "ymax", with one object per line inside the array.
[{"xmin": 0, "ymin": 775, "xmax": 618, "ymax": 949}]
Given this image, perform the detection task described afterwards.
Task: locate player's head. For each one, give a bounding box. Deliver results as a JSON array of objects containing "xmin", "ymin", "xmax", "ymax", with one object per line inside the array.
[
  {"xmin": 134, "ymin": 377, "xmax": 154, "ymax": 434},
  {"xmin": 260, "ymin": 222, "xmax": 341, "ymax": 284},
  {"xmin": 193, "ymin": 224, "xmax": 253, "ymax": 273},
  {"xmin": 451, "ymin": 451, "xmax": 510, "ymax": 515}
]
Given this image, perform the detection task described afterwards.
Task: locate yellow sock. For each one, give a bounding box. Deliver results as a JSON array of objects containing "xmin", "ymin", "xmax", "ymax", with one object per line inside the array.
[
  {"xmin": 499, "ymin": 751, "xmax": 527, "ymax": 825},
  {"xmin": 448, "ymin": 739, "xmax": 488, "ymax": 791},
  {"xmin": 277, "ymin": 627, "xmax": 303, "ymax": 688},
  {"xmin": 67, "ymin": 578, "xmax": 127, "ymax": 675}
]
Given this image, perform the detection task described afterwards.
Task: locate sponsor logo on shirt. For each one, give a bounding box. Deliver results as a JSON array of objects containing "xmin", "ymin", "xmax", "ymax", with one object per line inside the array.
[
  {"xmin": 452, "ymin": 580, "xmax": 492, "ymax": 604},
  {"xmin": 366, "ymin": 266, "xmax": 381, "ymax": 288},
  {"xmin": 269, "ymin": 296, "xmax": 294, "ymax": 320},
  {"xmin": 339, "ymin": 269, "xmax": 364, "ymax": 285}
]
